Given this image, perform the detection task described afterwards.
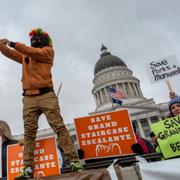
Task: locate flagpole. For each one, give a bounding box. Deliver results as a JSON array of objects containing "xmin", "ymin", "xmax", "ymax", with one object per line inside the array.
[
  {"xmin": 111, "ymin": 98, "xmax": 115, "ymax": 111},
  {"xmin": 57, "ymin": 82, "xmax": 62, "ymax": 97}
]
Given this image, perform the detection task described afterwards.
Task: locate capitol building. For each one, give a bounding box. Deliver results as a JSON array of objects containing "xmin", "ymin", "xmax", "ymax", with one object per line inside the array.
[{"xmin": 13, "ymin": 45, "xmax": 170, "ymax": 144}]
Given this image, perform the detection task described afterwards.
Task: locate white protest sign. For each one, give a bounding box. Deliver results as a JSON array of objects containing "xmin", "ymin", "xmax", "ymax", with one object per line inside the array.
[{"xmin": 146, "ymin": 55, "xmax": 180, "ymax": 83}]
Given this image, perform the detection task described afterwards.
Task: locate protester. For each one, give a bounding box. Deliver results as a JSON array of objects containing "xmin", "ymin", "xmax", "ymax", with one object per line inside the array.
[
  {"xmin": 0, "ymin": 120, "xmax": 18, "ymax": 177},
  {"xmin": 148, "ymin": 95, "xmax": 180, "ymax": 159},
  {"xmin": 168, "ymin": 95, "xmax": 180, "ymax": 117},
  {"xmin": 131, "ymin": 122, "xmax": 155, "ymax": 155},
  {"xmin": 149, "ymin": 131, "xmax": 161, "ymax": 153},
  {"xmin": 0, "ymin": 28, "xmax": 84, "ymax": 180}
]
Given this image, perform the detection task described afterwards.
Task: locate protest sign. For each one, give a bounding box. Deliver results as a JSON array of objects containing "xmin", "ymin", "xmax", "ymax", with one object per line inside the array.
[
  {"xmin": 151, "ymin": 116, "xmax": 180, "ymax": 159},
  {"xmin": 74, "ymin": 109, "xmax": 136, "ymax": 159},
  {"xmin": 146, "ymin": 55, "xmax": 180, "ymax": 83},
  {"xmin": 7, "ymin": 136, "xmax": 60, "ymax": 180}
]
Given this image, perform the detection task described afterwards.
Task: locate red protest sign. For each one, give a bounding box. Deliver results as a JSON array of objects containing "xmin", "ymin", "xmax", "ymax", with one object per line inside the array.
[
  {"xmin": 74, "ymin": 109, "xmax": 136, "ymax": 159},
  {"xmin": 7, "ymin": 136, "xmax": 60, "ymax": 180}
]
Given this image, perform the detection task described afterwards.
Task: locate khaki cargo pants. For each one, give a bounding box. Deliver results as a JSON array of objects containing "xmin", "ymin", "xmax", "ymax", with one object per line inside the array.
[{"xmin": 22, "ymin": 91, "xmax": 78, "ymax": 168}]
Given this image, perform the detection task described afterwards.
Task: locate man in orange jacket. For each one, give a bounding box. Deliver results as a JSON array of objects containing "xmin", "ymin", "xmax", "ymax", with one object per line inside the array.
[{"xmin": 0, "ymin": 28, "xmax": 84, "ymax": 180}]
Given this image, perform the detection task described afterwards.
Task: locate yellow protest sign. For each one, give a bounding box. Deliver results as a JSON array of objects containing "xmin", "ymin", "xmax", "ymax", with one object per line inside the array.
[{"xmin": 151, "ymin": 116, "xmax": 180, "ymax": 159}]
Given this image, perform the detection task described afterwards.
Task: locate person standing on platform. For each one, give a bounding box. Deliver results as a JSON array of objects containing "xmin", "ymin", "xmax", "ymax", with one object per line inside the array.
[{"xmin": 0, "ymin": 28, "xmax": 84, "ymax": 180}]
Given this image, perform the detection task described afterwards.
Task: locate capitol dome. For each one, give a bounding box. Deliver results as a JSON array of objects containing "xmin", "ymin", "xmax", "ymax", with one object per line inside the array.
[{"xmin": 94, "ymin": 45, "xmax": 127, "ymax": 75}]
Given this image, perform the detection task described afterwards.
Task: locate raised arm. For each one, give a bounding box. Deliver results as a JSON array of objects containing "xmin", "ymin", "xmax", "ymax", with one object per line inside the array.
[
  {"xmin": 0, "ymin": 40, "xmax": 23, "ymax": 64},
  {"xmin": 14, "ymin": 42, "xmax": 54, "ymax": 63}
]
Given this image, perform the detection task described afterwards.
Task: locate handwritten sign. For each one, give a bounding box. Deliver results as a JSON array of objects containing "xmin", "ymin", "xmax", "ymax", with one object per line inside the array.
[
  {"xmin": 146, "ymin": 55, "xmax": 180, "ymax": 83},
  {"xmin": 151, "ymin": 116, "xmax": 180, "ymax": 159},
  {"xmin": 7, "ymin": 136, "xmax": 60, "ymax": 180},
  {"xmin": 74, "ymin": 109, "xmax": 136, "ymax": 159}
]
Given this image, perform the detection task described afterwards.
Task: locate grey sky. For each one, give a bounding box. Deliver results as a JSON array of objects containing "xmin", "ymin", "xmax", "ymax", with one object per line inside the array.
[{"xmin": 0, "ymin": 0, "xmax": 180, "ymax": 135}]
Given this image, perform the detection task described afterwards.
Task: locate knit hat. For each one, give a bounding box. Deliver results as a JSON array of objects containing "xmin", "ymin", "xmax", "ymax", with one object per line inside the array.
[{"xmin": 168, "ymin": 96, "xmax": 180, "ymax": 115}]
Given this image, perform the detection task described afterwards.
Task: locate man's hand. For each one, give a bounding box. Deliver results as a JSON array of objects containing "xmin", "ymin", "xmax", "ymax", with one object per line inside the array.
[{"xmin": 0, "ymin": 38, "xmax": 10, "ymax": 46}]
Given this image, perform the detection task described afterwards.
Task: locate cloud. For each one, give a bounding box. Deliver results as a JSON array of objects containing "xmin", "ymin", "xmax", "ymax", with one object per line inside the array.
[{"xmin": 0, "ymin": 0, "xmax": 180, "ymax": 135}]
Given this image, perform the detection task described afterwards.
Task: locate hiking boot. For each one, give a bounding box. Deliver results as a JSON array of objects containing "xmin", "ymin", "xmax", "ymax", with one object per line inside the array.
[
  {"xmin": 14, "ymin": 166, "xmax": 33, "ymax": 180},
  {"xmin": 70, "ymin": 161, "xmax": 85, "ymax": 172}
]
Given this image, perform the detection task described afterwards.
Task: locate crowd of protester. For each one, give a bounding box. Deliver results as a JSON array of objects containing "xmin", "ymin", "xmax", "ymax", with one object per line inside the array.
[{"xmin": 1, "ymin": 91, "xmax": 180, "ymax": 178}]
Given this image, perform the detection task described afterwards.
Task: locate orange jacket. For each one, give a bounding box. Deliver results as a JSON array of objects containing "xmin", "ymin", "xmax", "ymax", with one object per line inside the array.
[{"xmin": 0, "ymin": 42, "xmax": 54, "ymax": 95}]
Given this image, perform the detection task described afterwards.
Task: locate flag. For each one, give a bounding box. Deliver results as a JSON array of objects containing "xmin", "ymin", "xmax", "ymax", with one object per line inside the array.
[
  {"xmin": 109, "ymin": 87, "xmax": 126, "ymax": 99},
  {"xmin": 112, "ymin": 98, "xmax": 122, "ymax": 105}
]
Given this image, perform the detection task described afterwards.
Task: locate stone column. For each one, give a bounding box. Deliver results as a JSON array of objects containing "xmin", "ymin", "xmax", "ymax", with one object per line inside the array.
[
  {"xmin": 99, "ymin": 90, "xmax": 103, "ymax": 104},
  {"xmin": 135, "ymin": 84, "xmax": 140, "ymax": 96},
  {"xmin": 118, "ymin": 83, "xmax": 123, "ymax": 92},
  {"xmin": 137, "ymin": 120, "xmax": 145, "ymax": 138},
  {"xmin": 104, "ymin": 87, "xmax": 109, "ymax": 102},
  {"xmin": 115, "ymin": 84, "xmax": 119, "ymax": 90},
  {"xmin": 128, "ymin": 82, "xmax": 133, "ymax": 97},
  {"xmin": 122, "ymin": 83, "xmax": 127, "ymax": 96},
  {"xmin": 137, "ymin": 84, "xmax": 143, "ymax": 96},
  {"xmin": 96, "ymin": 91, "xmax": 100, "ymax": 106},
  {"xmin": 147, "ymin": 117, "xmax": 152, "ymax": 127},
  {"xmin": 133, "ymin": 83, "xmax": 138, "ymax": 96}
]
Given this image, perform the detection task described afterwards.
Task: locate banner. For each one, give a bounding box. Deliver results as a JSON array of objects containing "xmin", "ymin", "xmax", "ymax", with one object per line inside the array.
[
  {"xmin": 74, "ymin": 109, "xmax": 136, "ymax": 159},
  {"xmin": 151, "ymin": 116, "xmax": 180, "ymax": 159},
  {"xmin": 7, "ymin": 136, "xmax": 60, "ymax": 180},
  {"xmin": 139, "ymin": 157, "xmax": 180, "ymax": 180},
  {"xmin": 146, "ymin": 55, "xmax": 180, "ymax": 83}
]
